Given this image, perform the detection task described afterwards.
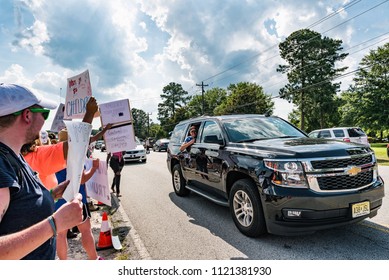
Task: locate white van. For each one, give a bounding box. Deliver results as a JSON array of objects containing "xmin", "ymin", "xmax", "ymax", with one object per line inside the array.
[{"xmin": 308, "ymin": 127, "xmax": 369, "ymax": 146}]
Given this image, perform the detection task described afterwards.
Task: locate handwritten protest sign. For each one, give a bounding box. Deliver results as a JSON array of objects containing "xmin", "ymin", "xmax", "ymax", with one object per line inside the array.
[
  {"xmin": 50, "ymin": 103, "xmax": 66, "ymax": 132},
  {"xmin": 99, "ymin": 99, "xmax": 136, "ymax": 153},
  {"xmin": 65, "ymin": 70, "xmax": 92, "ymax": 119},
  {"xmin": 99, "ymin": 99, "xmax": 132, "ymax": 126},
  {"xmin": 104, "ymin": 124, "xmax": 136, "ymax": 153},
  {"xmin": 62, "ymin": 121, "xmax": 92, "ymax": 202},
  {"xmin": 85, "ymin": 159, "xmax": 111, "ymax": 206}
]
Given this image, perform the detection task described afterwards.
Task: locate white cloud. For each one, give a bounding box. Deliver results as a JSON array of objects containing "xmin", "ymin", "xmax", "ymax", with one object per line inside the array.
[{"xmin": 1, "ymin": 0, "xmax": 387, "ymax": 130}]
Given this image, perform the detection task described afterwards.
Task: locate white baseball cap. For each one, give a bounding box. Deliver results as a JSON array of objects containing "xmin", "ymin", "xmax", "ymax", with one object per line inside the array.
[{"xmin": 0, "ymin": 83, "xmax": 58, "ymax": 117}]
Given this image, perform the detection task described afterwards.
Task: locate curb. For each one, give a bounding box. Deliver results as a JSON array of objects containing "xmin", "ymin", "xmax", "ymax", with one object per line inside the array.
[{"xmin": 66, "ymin": 195, "xmax": 151, "ymax": 260}]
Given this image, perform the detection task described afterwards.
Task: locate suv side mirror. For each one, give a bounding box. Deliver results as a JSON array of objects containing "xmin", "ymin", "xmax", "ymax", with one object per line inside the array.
[{"xmin": 204, "ymin": 135, "xmax": 224, "ymax": 145}]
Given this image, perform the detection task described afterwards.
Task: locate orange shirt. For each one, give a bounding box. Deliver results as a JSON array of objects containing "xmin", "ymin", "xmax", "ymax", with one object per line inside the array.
[{"xmin": 24, "ymin": 142, "xmax": 66, "ymax": 190}]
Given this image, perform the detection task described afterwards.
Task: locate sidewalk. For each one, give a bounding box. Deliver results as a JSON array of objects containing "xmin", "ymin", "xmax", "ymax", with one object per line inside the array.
[{"xmin": 66, "ymin": 194, "xmax": 148, "ymax": 260}]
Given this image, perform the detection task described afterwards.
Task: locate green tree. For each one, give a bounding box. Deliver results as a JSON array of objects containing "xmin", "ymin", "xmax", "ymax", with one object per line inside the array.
[
  {"xmin": 340, "ymin": 43, "xmax": 389, "ymax": 138},
  {"xmin": 186, "ymin": 87, "xmax": 227, "ymax": 118},
  {"xmin": 158, "ymin": 82, "xmax": 190, "ymax": 134},
  {"xmin": 214, "ymin": 82, "xmax": 274, "ymax": 115},
  {"xmin": 131, "ymin": 108, "xmax": 149, "ymax": 139},
  {"xmin": 277, "ymin": 29, "xmax": 348, "ymax": 131}
]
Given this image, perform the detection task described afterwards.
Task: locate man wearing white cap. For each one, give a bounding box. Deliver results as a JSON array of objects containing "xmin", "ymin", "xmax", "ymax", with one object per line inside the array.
[{"xmin": 0, "ymin": 83, "xmax": 84, "ymax": 259}]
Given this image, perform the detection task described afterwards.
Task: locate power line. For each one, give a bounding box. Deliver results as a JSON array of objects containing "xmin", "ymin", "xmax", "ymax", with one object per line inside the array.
[
  {"xmin": 198, "ymin": 0, "xmax": 388, "ymax": 91},
  {"xmin": 199, "ymin": 0, "xmax": 365, "ymax": 84}
]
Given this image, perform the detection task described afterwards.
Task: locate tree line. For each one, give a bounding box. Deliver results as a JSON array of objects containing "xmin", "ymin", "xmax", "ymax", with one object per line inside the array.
[{"xmin": 130, "ymin": 28, "xmax": 389, "ymax": 140}]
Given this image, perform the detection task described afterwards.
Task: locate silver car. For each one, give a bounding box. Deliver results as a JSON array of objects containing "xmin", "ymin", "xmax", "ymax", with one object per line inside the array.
[
  {"xmin": 123, "ymin": 137, "xmax": 147, "ymax": 163},
  {"xmin": 308, "ymin": 127, "xmax": 369, "ymax": 146}
]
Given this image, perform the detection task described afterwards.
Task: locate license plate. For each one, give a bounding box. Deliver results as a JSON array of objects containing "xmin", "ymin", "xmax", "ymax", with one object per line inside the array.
[{"xmin": 352, "ymin": 201, "xmax": 370, "ymax": 218}]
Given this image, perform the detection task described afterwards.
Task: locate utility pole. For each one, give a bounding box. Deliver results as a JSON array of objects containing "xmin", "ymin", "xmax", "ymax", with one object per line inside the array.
[
  {"xmin": 196, "ymin": 81, "xmax": 208, "ymax": 115},
  {"xmin": 147, "ymin": 112, "xmax": 152, "ymax": 137}
]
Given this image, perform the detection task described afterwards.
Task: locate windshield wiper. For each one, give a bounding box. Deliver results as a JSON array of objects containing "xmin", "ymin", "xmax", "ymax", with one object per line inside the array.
[{"xmin": 236, "ymin": 138, "xmax": 266, "ymax": 143}]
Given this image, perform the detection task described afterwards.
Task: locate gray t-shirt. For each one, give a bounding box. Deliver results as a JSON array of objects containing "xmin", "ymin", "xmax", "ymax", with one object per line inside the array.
[{"xmin": 0, "ymin": 142, "xmax": 55, "ymax": 260}]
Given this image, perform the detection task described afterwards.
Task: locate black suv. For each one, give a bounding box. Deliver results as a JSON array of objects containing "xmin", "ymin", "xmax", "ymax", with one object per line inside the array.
[{"xmin": 167, "ymin": 115, "xmax": 384, "ymax": 237}]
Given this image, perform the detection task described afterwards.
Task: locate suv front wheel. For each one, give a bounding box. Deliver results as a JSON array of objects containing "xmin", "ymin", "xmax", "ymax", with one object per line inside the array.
[
  {"xmin": 229, "ymin": 179, "xmax": 266, "ymax": 237},
  {"xmin": 172, "ymin": 164, "xmax": 190, "ymax": 196}
]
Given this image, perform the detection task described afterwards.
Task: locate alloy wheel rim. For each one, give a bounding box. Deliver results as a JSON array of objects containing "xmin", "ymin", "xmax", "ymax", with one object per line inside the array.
[
  {"xmin": 173, "ymin": 170, "xmax": 181, "ymax": 191},
  {"xmin": 233, "ymin": 190, "xmax": 253, "ymax": 227}
]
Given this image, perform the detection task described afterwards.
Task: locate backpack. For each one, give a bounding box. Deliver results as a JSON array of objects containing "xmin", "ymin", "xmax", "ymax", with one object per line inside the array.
[{"xmin": 0, "ymin": 146, "xmax": 23, "ymax": 185}]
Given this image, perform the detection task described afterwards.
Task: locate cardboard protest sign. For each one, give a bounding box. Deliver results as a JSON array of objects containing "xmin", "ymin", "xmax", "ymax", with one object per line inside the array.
[
  {"xmin": 99, "ymin": 99, "xmax": 136, "ymax": 153},
  {"xmin": 104, "ymin": 124, "xmax": 136, "ymax": 153},
  {"xmin": 99, "ymin": 99, "xmax": 132, "ymax": 126},
  {"xmin": 65, "ymin": 70, "xmax": 92, "ymax": 119},
  {"xmin": 62, "ymin": 121, "xmax": 92, "ymax": 202},
  {"xmin": 85, "ymin": 159, "xmax": 111, "ymax": 206},
  {"xmin": 50, "ymin": 103, "xmax": 66, "ymax": 132}
]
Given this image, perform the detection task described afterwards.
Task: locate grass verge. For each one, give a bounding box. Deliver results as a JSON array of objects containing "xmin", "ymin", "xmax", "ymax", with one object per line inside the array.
[{"xmin": 370, "ymin": 143, "xmax": 389, "ymax": 166}]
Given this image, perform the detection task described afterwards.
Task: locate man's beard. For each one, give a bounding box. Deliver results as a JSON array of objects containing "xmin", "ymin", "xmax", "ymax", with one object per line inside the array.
[{"xmin": 24, "ymin": 117, "xmax": 40, "ymax": 144}]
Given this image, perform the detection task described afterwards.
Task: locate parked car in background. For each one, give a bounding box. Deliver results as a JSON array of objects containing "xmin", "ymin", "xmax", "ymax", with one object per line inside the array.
[
  {"xmin": 308, "ymin": 127, "xmax": 369, "ymax": 146},
  {"xmin": 123, "ymin": 137, "xmax": 147, "ymax": 163},
  {"xmin": 153, "ymin": 138, "xmax": 170, "ymax": 152}
]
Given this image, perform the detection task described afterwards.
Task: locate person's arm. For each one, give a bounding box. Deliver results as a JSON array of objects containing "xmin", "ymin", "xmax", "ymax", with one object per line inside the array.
[
  {"xmin": 179, "ymin": 138, "xmax": 195, "ymax": 152},
  {"xmin": 0, "ymin": 187, "xmax": 83, "ymax": 260},
  {"xmin": 90, "ymin": 123, "xmax": 112, "ymax": 144},
  {"xmin": 80, "ymin": 158, "xmax": 99, "ymax": 184},
  {"xmin": 82, "ymin": 97, "xmax": 98, "ymax": 124}
]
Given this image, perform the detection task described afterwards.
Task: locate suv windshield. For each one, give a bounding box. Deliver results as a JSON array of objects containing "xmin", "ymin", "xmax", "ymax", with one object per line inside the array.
[{"xmin": 222, "ymin": 117, "xmax": 306, "ymax": 143}]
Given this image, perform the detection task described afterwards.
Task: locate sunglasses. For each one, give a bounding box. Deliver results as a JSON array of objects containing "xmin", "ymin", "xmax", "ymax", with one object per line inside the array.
[{"xmin": 13, "ymin": 108, "xmax": 51, "ymax": 120}]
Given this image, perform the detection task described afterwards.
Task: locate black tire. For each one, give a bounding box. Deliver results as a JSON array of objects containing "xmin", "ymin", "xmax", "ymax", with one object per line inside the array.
[
  {"xmin": 172, "ymin": 164, "xmax": 189, "ymax": 196},
  {"xmin": 229, "ymin": 179, "xmax": 266, "ymax": 237},
  {"xmin": 142, "ymin": 159, "xmax": 146, "ymax": 163}
]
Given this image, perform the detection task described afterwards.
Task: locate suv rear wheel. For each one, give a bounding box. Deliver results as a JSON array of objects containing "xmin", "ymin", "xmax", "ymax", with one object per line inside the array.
[
  {"xmin": 229, "ymin": 179, "xmax": 266, "ymax": 237},
  {"xmin": 172, "ymin": 164, "xmax": 190, "ymax": 196}
]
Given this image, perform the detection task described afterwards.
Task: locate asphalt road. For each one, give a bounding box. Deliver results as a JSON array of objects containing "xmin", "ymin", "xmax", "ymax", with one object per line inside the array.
[{"xmin": 96, "ymin": 150, "xmax": 389, "ymax": 260}]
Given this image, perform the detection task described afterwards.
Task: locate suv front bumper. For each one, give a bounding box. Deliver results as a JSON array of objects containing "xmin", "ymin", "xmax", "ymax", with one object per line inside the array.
[{"xmin": 262, "ymin": 177, "xmax": 384, "ymax": 236}]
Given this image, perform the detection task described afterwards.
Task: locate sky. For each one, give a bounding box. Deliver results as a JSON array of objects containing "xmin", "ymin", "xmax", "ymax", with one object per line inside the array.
[{"xmin": 0, "ymin": 0, "xmax": 388, "ymax": 130}]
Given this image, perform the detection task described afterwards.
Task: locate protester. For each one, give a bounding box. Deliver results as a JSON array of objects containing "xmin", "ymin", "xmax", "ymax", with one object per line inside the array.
[
  {"xmin": 0, "ymin": 83, "xmax": 83, "ymax": 259},
  {"xmin": 21, "ymin": 97, "xmax": 99, "ymax": 190},
  {"xmin": 55, "ymin": 129, "xmax": 103, "ymax": 260},
  {"xmin": 107, "ymin": 151, "xmax": 125, "ymax": 197}
]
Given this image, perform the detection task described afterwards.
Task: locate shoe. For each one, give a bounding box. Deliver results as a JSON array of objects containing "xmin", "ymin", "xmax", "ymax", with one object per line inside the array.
[
  {"xmin": 96, "ymin": 256, "xmax": 105, "ymax": 260},
  {"xmin": 117, "ymin": 193, "xmax": 121, "ymax": 197},
  {"xmin": 66, "ymin": 230, "xmax": 77, "ymax": 239}
]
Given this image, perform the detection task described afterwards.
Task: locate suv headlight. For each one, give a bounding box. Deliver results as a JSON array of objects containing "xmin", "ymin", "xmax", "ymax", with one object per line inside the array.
[{"xmin": 264, "ymin": 160, "xmax": 308, "ymax": 188}]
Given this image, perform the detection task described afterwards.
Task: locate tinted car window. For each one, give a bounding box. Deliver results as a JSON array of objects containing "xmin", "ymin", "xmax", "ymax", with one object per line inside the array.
[
  {"xmin": 333, "ymin": 129, "xmax": 345, "ymax": 137},
  {"xmin": 348, "ymin": 128, "xmax": 366, "ymax": 137},
  {"xmin": 200, "ymin": 121, "xmax": 223, "ymax": 143},
  {"xmin": 318, "ymin": 130, "xmax": 331, "ymax": 138},
  {"xmin": 170, "ymin": 124, "xmax": 186, "ymax": 144},
  {"xmin": 222, "ymin": 117, "xmax": 305, "ymax": 142}
]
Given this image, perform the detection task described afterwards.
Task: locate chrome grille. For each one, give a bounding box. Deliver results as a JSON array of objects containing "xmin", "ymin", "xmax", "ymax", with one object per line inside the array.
[
  {"xmin": 303, "ymin": 152, "xmax": 376, "ymax": 193},
  {"xmin": 317, "ymin": 170, "xmax": 373, "ymax": 191},
  {"xmin": 311, "ymin": 155, "xmax": 372, "ymax": 169}
]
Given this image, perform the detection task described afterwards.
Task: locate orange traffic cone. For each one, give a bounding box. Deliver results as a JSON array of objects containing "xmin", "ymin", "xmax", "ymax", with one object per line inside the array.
[{"xmin": 96, "ymin": 212, "xmax": 113, "ymax": 251}]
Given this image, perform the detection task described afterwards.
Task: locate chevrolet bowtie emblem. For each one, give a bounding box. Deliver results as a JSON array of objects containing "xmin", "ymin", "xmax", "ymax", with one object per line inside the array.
[{"xmin": 346, "ymin": 166, "xmax": 362, "ymax": 176}]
